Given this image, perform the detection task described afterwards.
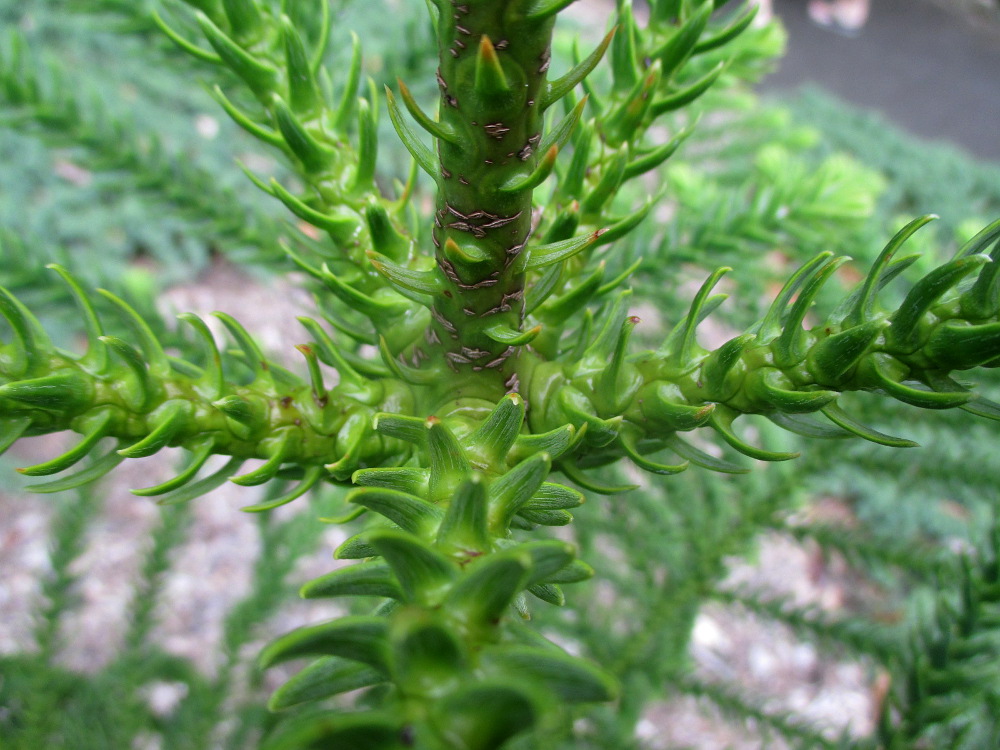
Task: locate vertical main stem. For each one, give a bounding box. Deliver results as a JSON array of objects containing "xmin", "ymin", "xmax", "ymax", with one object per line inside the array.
[{"xmin": 429, "ymin": 1, "xmax": 556, "ymax": 394}]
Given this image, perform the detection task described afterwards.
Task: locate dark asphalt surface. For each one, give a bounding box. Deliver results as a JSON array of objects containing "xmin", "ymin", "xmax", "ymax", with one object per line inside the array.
[{"xmin": 762, "ymin": 0, "xmax": 1000, "ymax": 161}]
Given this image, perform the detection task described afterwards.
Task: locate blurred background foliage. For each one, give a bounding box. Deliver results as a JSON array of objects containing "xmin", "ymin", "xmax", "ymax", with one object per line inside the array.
[{"xmin": 1, "ymin": 1, "xmax": 999, "ymax": 748}]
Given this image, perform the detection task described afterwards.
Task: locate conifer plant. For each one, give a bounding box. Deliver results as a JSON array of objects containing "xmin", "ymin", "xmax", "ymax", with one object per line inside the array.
[{"xmin": 2, "ymin": 1, "xmax": 1000, "ymax": 748}]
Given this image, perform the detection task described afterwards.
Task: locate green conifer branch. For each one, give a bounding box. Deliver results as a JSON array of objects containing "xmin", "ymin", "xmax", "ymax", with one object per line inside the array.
[
  {"xmin": 876, "ymin": 522, "xmax": 1000, "ymax": 746},
  {"xmin": 260, "ymin": 397, "xmax": 619, "ymax": 748},
  {"xmin": 181, "ymin": 497, "xmax": 337, "ymax": 747},
  {"xmin": 678, "ymin": 675, "xmax": 846, "ymax": 749},
  {"xmin": 159, "ymin": 1, "xmax": 447, "ymax": 364},
  {"xmin": 62, "ymin": 0, "xmax": 224, "ymax": 66},
  {"xmin": 657, "ymin": 145, "xmax": 884, "ymax": 267},
  {"xmin": 713, "ymin": 588, "xmax": 900, "ymax": 662},
  {"xmin": 490, "ymin": 1, "xmax": 786, "ymax": 353},
  {"xmin": 0, "ymin": 270, "xmax": 416, "ymax": 495},
  {"xmin": 780, "ymin": 521, "xmax": 951, "ymax": 582},
  {"xmin": 2, "ymin": 2, "xmax": 1000, "ymax": 748},
  {"xmin": 0, "ymin": 35, "xmax": 285, "ymax": 264},
  {"xmin": 525, "ymin": 217, "xmax": 1000, "ymax": 484},
  {"xmin": 119, "ymin": 503, "xmax": 193, "ymax": 657},
  {"xmin": 31, "ymin": 488, "xmax": 104, "ymax": 660},
  {"xmin": 159, "ymin": 1, "xmax": 397, "ymax": 262}
]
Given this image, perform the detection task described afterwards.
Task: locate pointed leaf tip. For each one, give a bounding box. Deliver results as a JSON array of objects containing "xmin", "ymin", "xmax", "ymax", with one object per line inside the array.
[
  {"xmin": 474, "ymin": 35, "xmax": 510, "ymax": 95},
  {"xmin": 483, "ymin": 323, "xmax": 542, "ymax": 346},
  {"xmin": 514, "ymin": 0, "xmax": 580, "ymax": 22},
  {"xmin": 397, "ymin": 77, "xmax": 459, "ymax": 144},
  {"xmin": 367, "ymin": 250, "xmax": 443, "ymax": 296},
  {"xmin": 266, "ymin": 658, "xmax": 384, "ymax": 712},
  {"xmin": 499, "ymin": 145, "xmax": 559, "ymax": 193},
  {"xmin": 258, "ymin": 616, "xmax": 390, "ymax": 672},
  {"xmin": 466, "ymin": 394, "xmax": 526, "ymax": 464},
  {"xmin": 385, "ymin": 86, "xmax": 438, "ymax": 178},
  {"xmin": 543, "ymin": 27, "xmax": 615, "ymax": 109},
  {"xmin": 446, "ymin": 550, "xmax": 533, "ymax": 628}
]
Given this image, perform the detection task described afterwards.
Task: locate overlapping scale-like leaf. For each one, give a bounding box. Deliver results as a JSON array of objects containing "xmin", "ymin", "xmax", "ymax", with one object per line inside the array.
[{"xmin": 266, "ymin": 399, "xmax": 612, "ymax": 747}]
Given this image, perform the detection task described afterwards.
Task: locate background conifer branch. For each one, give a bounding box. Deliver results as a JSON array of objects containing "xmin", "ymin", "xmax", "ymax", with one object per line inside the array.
[{"xmin": 0, "ymin": 36, "xmax": 287, "ymax": 265}]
